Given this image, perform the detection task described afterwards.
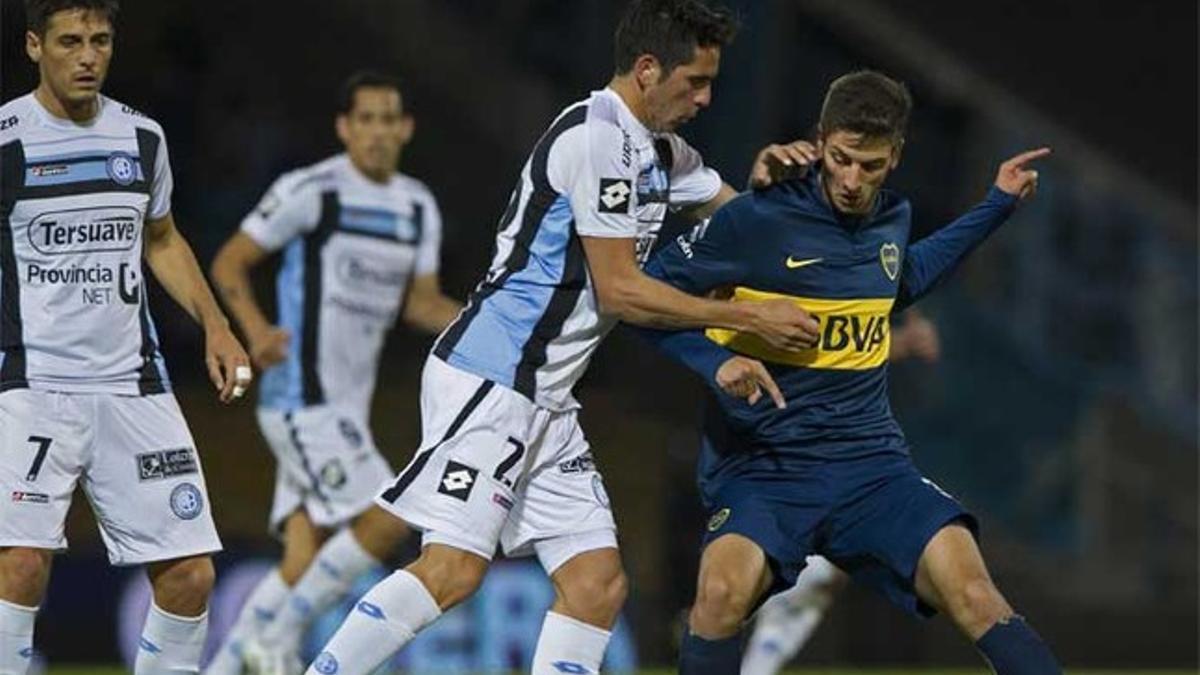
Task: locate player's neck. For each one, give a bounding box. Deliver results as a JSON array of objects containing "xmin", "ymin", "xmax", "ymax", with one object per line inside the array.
[
  {"xmin": 348, "ymin": 157, "xmax": 395, "ymax": 185},
  {"xmin": 607, "ymin": 76, "xmax": 653, "ymax": 131},
  {"xmin": 34, "ymin": 83, "xmax": 100, "ymax": 124}
]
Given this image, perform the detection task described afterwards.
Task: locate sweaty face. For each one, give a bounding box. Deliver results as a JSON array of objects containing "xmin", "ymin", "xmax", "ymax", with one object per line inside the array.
[
  {"xmin": 819, "ymin": 130, "xmax": 900, "ymax": 215},
  {"xmin": 338, "ymin": 88, "xmax": 410, "ymax": 182},
  {"xmin": 27, "ymin": 9, "xmax": 113, "ymax": 110},
  {"xmin": 643, "ymin": 46, "xmax": 720, "ymax": 132}
]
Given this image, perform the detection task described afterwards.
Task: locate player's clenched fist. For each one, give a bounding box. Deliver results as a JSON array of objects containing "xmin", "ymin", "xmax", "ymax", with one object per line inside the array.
[
  {"xmin": 995, "ymin": 147, "xmax": 1051, "ymax": 200},
  {"xmin": 746, "ymin": 298, "xmax": 821, "ymax": 351},
  {"xmin": 715, "ymin": 356, "xmax": 786, "ymax": 409}
]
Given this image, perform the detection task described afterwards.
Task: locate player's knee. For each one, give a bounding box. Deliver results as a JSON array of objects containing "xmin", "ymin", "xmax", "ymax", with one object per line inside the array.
[
  {"xmin": 945, "ymin": 576, "xmax": 1009, "ymax": 632},
  {"xmin": 407, "ymin": 546, "xmax": 488, "ymax": 609},
  {"xmin": 149, "ymin": 555, "xmax": 215, "ymax": 615},
  {"xmin": 0, "ymin": 548, "xmax": 52, "ymax": 601},
  {"xmin": 693, "ymin": 573, "xmax": 756, "ymax": 635},
  {"xmin": 555, "ymin": 561, "xmax": 628, "ymax": 626}
]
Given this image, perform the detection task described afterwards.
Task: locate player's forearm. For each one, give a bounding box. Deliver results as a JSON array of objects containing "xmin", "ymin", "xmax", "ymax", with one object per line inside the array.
[
  {"xmin": 633, "ymin": 325, "xmax": 734, "ymax": 384},
  {"xmin": 210, "ymin": 253, "xmax": 273, "ymax": 340},
  {"xmin": 144, "ymin": 229, "xmax": 230, "ymax": 332},
  {"xmin": 600, "ymin": 271, "xmax": 758, "ymax": 332},
  {"xmin": 901, "ymin": 187, "xmax": 1018, "ymax": 302}
]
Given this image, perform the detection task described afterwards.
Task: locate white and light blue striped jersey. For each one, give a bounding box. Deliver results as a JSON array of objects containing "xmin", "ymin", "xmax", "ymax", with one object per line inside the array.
[
  {"xmin": 243, "ymin": 154, "xmax": 442, "ymax": 417},
  {"xmin": 0, "ymin": 93, "xmax": 173, "ymax": 395},
  {"xmin": 434, "ymin": 88, "xmax": 721, "ymax": 411}
]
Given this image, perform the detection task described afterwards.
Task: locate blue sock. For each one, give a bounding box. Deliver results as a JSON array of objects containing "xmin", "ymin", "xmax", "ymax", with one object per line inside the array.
[
  {"xmin": 678, "ymin": 630, "xmax": 741, "ymax": 675},
  {"xmin": 975, "ymin": 616, "xmax": 1062, "ymax": 674}
]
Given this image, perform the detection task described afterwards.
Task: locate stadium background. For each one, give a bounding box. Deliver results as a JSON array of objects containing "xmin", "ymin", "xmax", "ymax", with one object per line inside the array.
[{"xmin": 1, "ymin": 0, "xmax": 1196, "ymax": 671}]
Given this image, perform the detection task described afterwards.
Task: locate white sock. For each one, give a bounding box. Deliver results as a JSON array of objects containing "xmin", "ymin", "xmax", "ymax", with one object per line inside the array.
[
  {"xmin": 134, "ymin": 602, "xmax": 209, "ymax": 675},
  {"xmin": 260, "ymin": 529, "xmax": 378, "ymax": 648},
  {"xmin": 0, "ymin": 599, "xmax": 37, "ymax": 675},
  {"xmin": 531, "ymin": 611, "xmax": 611, "ymax": 675},
  {"xmin": 204, "ymin": 569, "xmax": 290, "ymax": 675},
  {"xmin": 303, "ymin": 570, "xmax": 440, "ymax": 675}
]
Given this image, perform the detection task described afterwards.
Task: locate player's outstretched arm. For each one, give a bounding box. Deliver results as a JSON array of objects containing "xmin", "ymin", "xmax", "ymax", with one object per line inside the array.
[
  {"xmin": 145, "ymin": 213, "xmax": 252, "ymax": 403},
  {"xmin": 209, "ymin": 232, "xmax": 289, "ymax": 369},
  {"xmin": 898, "ymin": 147, "xmax": 1051, "ymax": 310},
  {"xmin": 402, "ymin": 273, "xmax": 463, "ymax": 335},
  {"xmin": 582, "ymin": 235, "xmax": 819, "ymax": 351}
]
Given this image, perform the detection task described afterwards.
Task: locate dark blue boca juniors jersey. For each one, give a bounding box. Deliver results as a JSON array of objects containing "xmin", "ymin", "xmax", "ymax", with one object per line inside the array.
[{"xmin": 642, "ymin": 167, "xmax": 1018, "ymax": 468}]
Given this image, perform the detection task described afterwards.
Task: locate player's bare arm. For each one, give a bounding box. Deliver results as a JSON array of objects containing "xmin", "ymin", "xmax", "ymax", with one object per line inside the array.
[
  {"xmin": 402, "ymin": 273, "xmax": 462, "ymax": 335},
  {"xmin": 145, "ymin": 212, "xmax": 251, "ymax": 402},
  {"xmin": 209, "ymin": 231, "xmax": 290, "ymax": 369},
  {"xmin": 581, "ymin": 235, "xmax": 820, "ymax": 350}
]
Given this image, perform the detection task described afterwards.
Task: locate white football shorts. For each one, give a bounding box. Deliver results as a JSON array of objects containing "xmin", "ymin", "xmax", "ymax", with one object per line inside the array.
[
  {"xmin": 0, "ymin": 389, "xmax": 221, "ymax": 565},
  {"xmin": 256, "ymin": 405, "xmax": 393, "ymax": 535},
  {"xmin": 375, "ymin": 356, "xmax": 617, "ymax": 574}
]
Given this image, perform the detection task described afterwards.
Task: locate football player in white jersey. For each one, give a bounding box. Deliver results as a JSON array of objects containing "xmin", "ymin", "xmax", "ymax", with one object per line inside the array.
[
  {"xmin": 306, "ymin": 2, "xmax": 822, "ymax": 674},
  {"xmin": 205, "ymin": 72, "xmax": 460, "ymax": 675},
  {"xmin": 741, "ymin": 310, "xmax": 941, "ymax": 675},
  {"xmin": 0, "ymin": 1, "xmax": 252, "ymax": 673}
]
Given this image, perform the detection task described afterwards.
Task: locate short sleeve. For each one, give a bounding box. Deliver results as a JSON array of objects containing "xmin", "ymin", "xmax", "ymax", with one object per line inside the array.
[
  {"xmin": 414, "ymin": 190, "xmax": 443, "ymax": 276},
  {"xmin": 239, "ymin": 174, "xmax": 321, "ymax": 252},
  {"xmin": 566, "ymin": 121, "xmax": 640, "ymax": 239},
  {"xmin": 665, "ymin": 134, "xmax": 722, "ymax": 210},
  {"xmin": 147, "ymin": 130, "xmax": 173, "ymax": 220}
]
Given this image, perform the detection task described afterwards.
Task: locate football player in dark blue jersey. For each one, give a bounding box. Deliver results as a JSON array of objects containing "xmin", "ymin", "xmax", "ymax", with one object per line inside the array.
[{"xmin": 640, "ymin": 71, "xmax": 1060, "ymax": 674}]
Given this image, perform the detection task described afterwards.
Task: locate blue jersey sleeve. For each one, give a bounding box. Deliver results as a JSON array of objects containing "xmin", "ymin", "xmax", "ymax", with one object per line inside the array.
[
  {"xmin": 635, "ymin": 200, "xmax": 749, "ymax": 383},
  {"xmin": 897, "ymin": 186, "xmax": 1018, "ymax": 310}
]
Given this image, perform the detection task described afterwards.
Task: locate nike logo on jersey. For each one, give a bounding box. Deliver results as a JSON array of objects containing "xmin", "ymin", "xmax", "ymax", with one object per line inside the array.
[{"xmin": 785, "ymin": 256, "xmax": 823, "ymax": 269}]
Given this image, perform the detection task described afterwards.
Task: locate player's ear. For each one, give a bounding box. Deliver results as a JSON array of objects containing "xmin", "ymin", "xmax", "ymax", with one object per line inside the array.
[
  {"xmin": 889, "ymin": 138, "xmax": 905, "ymax": 170},
  {"xmin": 335, "ymin": 114, "xmax": 350, "ymax": 145},
  {"xmin": 26, "ymin": 30, "xmax": 42, "ymax": 63},
  {"xmin": 634, "ymin": 54, "xmax": 662, "ymax": 89},
  {"xmin": 398, "ymin": 114, "xmax": 415, "ymax": 144}
]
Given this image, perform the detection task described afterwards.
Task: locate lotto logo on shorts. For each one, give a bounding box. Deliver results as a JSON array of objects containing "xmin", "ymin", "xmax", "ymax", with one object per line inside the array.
[
  {"xmin": 137, "ymin": 448, "xmax": 198, "ymax": 481},
  {"xmin": 437, "ymin": 460, "xmax": 479, "ymax": 502}
]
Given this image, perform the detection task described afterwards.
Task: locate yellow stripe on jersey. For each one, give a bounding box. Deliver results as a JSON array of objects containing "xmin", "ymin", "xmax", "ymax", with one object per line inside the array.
[{"xmin": 706, "ymin": 287, "xmax": 895, "ymax": 370}]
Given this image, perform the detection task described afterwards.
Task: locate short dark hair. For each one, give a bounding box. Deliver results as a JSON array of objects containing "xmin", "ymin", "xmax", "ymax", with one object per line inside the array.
[
  {"xmin": 25, "ymin": 0, "xmax": 118, "ymax": 36},
  {"xmin": 337, "ymin": 70, "xmax": 403, "ymax": 115},
  {"xmin": 818, "ymin": 70, "xmax": 912, "ymax": 142},
  {"xmin": 613, "ymin": 0, "xmax": 738, "ymax": 75}
]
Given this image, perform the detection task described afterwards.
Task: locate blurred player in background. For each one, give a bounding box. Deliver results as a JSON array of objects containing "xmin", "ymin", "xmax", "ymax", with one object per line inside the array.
[
  {"xmin": 0, "ymin": 1, "xmax": 252, "ymax": 673},
  {"xmin": 206, "ymin": 71, "xmax": 460, "ymax": 675},
  {"xmin": 306, "ymin": 1, "xmax": 823, "ymax": 674},
  {"xmin": 640, "ymin": 70, "xmax": 1060, "ymax": 674},
  {"xmin": 741, "ymin": 309, "xmax": 941, "ymax": 675}
]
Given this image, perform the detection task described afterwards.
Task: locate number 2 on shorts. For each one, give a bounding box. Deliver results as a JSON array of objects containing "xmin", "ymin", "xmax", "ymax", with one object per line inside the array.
[{"xmin": 25, "ymin": 436, "xmax": 52, "ymax": 482}]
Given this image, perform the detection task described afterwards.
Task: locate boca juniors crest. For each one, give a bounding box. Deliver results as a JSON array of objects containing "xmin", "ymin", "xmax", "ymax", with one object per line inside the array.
[{"xmin": 879, "ymin": 242, "xmax": 900, "ymax": 281}]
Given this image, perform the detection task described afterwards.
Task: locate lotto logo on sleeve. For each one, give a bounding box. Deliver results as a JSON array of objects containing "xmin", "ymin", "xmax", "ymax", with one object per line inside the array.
[
  {"xmin": 598, "ymin": 178, "xmax": 632, "ymax": 213},
  {"xmin": 437, "ymin": 460, "xmax": 479, "ymax": 502}
]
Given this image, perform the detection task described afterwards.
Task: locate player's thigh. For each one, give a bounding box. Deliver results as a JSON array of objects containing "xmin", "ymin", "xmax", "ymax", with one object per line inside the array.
[
  {"xmin": 0, "ymin": 390, "xmax": 86, "ymax": 552},
  {"xmin": 500, "ymin": 410, "xmax": 617, "ymax": 573},
  {"xmin": 83, "ymin": 393, "xmax": 221, "ymax": 566},
  {"xmin": 376, "ymin": 357, "xmax": 534, "ymax": 560},
  {"xmin": 257, "ymin": 406, "xmax": 393, "ymax": 532}
]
